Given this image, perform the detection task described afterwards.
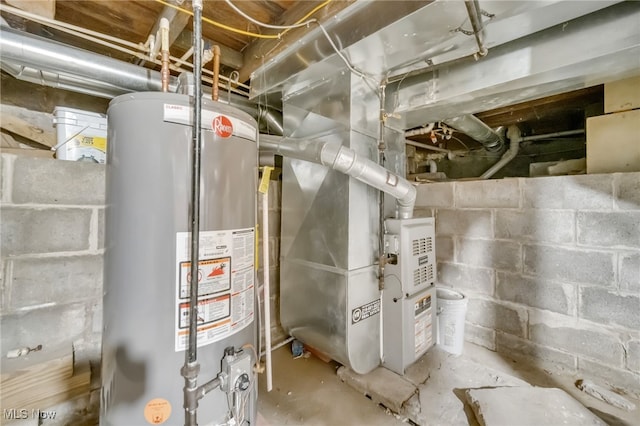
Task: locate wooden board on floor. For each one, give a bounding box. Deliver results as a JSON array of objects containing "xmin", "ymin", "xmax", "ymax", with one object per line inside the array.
[{"xmin": 0, "ymin": 345, "xmax": 90, "ymax": 418}]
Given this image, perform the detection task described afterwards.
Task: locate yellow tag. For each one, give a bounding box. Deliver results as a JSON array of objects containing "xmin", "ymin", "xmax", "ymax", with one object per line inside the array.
[
  {"xmin": 259, "ymin": 166, "xmax": 274, "ymax": 194},
  {"xmin": 73, "ymin": 136, "xmax": 107, "ymax": 152}
]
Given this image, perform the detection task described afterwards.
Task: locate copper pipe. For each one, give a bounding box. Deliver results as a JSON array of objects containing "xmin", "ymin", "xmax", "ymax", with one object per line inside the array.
[
  {"xmin": 212, "ymin": 45, "xmax": 221, "ymax": 101},
  {"xmin": 160, "ymin": 17, "xmax": 170, "ymax": 92},
  {"xmin": 161, "ymin": 50, "xmax": 170, "ymax": 92}
]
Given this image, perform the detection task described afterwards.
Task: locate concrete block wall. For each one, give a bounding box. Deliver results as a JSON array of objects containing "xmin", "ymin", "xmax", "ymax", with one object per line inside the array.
[
  {"xmin": 415, "ymin": 173, "xmax": 640, "ymax": 396},
  {"xmin": 1, "ymin": 154, "xmax": 105, "ymax": 424}
]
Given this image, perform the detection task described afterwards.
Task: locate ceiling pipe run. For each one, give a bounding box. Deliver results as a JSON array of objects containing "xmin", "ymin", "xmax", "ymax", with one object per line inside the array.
[
  {"xmin": 0, "ymin": 25, "xmax": 284, "ymax": 135},
  {"xmin": 260, "ymin": 135, "xmax": 417, "ymax": 219},
  {"xmin": 442, "ymin": 114, "xmax": 504, "ymax": 152}
]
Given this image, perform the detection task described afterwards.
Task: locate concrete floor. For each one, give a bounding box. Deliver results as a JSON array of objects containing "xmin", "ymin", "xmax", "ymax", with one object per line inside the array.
[
  {"xmin": 257, "ymin": 346, "xmax": 405, "ymax": 426},
  {"xmin": 258, "ymin": 343, "xmax": 639, "ymax": 426}
]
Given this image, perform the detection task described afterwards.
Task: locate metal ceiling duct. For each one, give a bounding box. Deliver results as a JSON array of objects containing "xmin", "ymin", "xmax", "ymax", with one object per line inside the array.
[
  {"xmin": 442, "ymin": 115, "xmax": 504, "ymax": 152},
  {"xmin": 0, "ymin": 25, "xmax": 283, "ymax": 135}
]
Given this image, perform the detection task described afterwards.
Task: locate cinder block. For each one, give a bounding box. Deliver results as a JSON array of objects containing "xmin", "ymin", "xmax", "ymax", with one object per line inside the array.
[
  {"xmin": 466, "ymin": 298, "xmax": 526, "ymax": 337},
  {"xmin": 436, "ymin": 209, "xmax": 493, "ymax": 238},
  {"xmin": 577, "ymin": 212, "xmax": 640, "ymax": 248},
  {"xmin": 496, "ymin": 332, "xmax": 577, "ymax": 371},
  {"xmin": 0, "ymin": 303, "xmax": 87, "ymax": 350},
  {"xmin": 412, "ymin": 208, "xmax": 434, "ymax": 218},
  {"xmin": 1, "ymin": 207, "xmax": 92, "ymax": 255},
  {"xmin": 615, "ymin": 173, "xmax": 640, "ymax": 210},
  {"xmin": 12, "ymin": 156, "xmax": 105, "ymax": 205},
  {"xmin": 435, "ymin": 236, "xmax": 454, "ymax": 262},
  {"xmin": 0, "ymin": 154, "xmax": 9, "ymax": 203},
  {"xmin": 90, "ymin": 300, "xmax": 103, "ymax": 334},
  {"xmin": 587, "ymin": 110, "xmax": 640, "ymax": 174},
  {"xmin": 9, "ymin": 255, "xmax": 103, "ymax": 310},
  {"xmin": 523, "ymin": 244, "xmax": 615, "ymax": 286},
  {"xmin": 456, "ymin": 238, "xmax": 521, "ymax": 272},
  {"xmin": 495, "ymin": 209, "xmax": 574, "ymax": 244},
  {"xmin": 529, "ymin": 323, "xmax": 624, "ymax": 367},
  {"xmin": 437, "ymin": 262, "xmax": 494, "ymax": 296},
  {"xmin": 523, "ymin": 174, "xmax": 614, "ymax": 210},
  {"xmin": 464, "ymin": 323, "xmax": 495, "ymax": 351},
  {"xmin": 580, "ymin": 287, "xmax": 640, "ymax": 330},
  {"xmin": 578, "ymin": 359, "xmax": 640, "ymax": 398},
  {"xmin": 98, "ymin": 208, "xmax": 105, "ymax": 249},
  {"xmin": 628, "ymin": 340, "xmax": 640, "ymax": 374},
  {"xmin": 496, "ymin": 272, "xmax": 573, "ymax": 315},
  {"xmin": 620, "ymin": 252, "xmax": 640, "ymax": 293},
  {"xmin": 415, "ymin": 182, "xmax": 454, "ymax": 208},
  {"xmin": 454, "ymin": 179, "xmax": 520, "ymax": 208}
]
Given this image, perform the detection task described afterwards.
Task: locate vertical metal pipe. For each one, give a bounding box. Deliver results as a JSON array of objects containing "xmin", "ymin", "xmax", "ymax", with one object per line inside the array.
[
  {"xmin": 189, "ymin": 0, "xmax": 203, "ymax": 369},
  {"xmin": 183, "ymin": 1, "xmax": 203, "ymax": 425},
  {"xmin": 377, "ymin": 81, "xmax": 387, "ymax": 289},
  {"xmin": 464, "ymin": 0, "xmax": 487, "ymax": 57}
]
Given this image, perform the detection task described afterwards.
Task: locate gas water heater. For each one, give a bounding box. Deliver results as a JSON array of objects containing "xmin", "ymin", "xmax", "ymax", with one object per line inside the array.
[{"xmin": 102, "ymin": 92, "xmax": 258, "ymax": 425}]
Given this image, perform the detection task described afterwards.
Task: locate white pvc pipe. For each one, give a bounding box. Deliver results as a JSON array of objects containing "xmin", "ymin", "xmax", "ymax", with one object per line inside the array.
[
  {"xmin": 261, "ymin": 190, "xmax": 273, "ymax": 392},
  {"xmin": 480, "ymin": 126, "xmax": 521, "ymax": 179}
]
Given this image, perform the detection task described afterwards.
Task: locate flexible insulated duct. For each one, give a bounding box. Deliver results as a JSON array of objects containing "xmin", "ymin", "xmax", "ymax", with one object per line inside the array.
[
  {"xmin": 260, "ymin": 135, "xmax": 417, "ymax": 219},
  {"xmin": 0, "ymin": 25, "xmax": 283, "ymax": 135}
]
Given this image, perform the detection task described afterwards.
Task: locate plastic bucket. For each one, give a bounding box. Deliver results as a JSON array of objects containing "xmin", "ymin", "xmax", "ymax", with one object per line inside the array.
[
  {"xmin": 53, "ymin": 107, "xmax": 108, "ymax": 163},
  {"xmin": 436, "ymin": 287, "xmax": 468, "ymax": 356}
]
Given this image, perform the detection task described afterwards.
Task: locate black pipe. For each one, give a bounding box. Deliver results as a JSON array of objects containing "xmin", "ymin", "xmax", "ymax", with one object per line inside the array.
[{"xmin": 183, "ymin": 1, "xmax": 203, "ymax": 425}]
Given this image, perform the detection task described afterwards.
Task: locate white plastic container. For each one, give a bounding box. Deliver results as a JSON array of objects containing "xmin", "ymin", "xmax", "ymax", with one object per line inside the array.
[
  {"xmin": 436, "ymin": 286, "xmax": 468, "ymax": 356},
  {"xmin": 53, "ymin": 107, "xmax": 107, "ymax": 163}
]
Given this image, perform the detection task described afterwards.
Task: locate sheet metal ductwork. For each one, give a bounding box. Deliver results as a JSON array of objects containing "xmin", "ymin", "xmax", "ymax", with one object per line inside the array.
[
  {"xmin": 0, "ymin": 25, "xmax": 283, "ymax": 135},
  {"xmin": 442, "ymin": 115, "xmax": 504, "ymax": 152},
  {"xmin": 260, "ymin": 135, "xmax": 416, "ymax": 219}
]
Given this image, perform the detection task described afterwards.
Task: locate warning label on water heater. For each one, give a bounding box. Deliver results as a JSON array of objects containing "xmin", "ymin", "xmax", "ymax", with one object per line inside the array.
[{"xmin": 174, "ymin": 228, "xmax": 255, "ymax": 352}]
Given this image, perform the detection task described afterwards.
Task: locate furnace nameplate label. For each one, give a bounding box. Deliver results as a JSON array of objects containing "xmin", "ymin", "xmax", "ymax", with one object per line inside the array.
[{"xmin": 351, "ymin": 299, "xmax": 381, "ymax": 324}]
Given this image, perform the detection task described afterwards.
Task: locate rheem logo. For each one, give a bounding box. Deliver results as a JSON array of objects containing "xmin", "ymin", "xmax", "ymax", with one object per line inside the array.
[{"xmin": 212, "ymin": 115, "xmax": 233, "ymax": 138}]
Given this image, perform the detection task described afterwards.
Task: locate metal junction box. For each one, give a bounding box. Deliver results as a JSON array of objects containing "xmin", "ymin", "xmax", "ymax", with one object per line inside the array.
[{"xmin": 382, "ymin": 217, "xmax": 436, "ymax": 375}]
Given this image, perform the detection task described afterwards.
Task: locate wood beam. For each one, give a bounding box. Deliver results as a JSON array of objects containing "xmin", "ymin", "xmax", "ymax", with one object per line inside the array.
[
  {"xmin": 5, "ymin": 0, "xmax": 55, "ymax": 19},
  {"xmin": 173, "ymin": 30, "xmax": 244, "ymax": 71},
  {"xmin": 147, "ymin": 3, "xmax": 191, "ymax": 48}
]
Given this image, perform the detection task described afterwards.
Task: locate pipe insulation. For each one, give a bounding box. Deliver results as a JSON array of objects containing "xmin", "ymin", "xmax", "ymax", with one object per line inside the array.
[
  {"xmin": 260, "ymin": 136, "xmax": 417, "ymax": 219},
  {"xmin": 0, "ymin": 25, "xmax": 284, "ymax": 135}
]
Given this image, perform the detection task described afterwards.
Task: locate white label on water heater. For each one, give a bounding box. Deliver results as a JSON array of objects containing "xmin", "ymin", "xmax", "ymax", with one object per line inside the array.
[
  {"xmin": 174, "ymin": 228, "xmax": 255, "ymax": 352},
  {"xmin": 163, "ymin": 104, "xmax": 256, "ymax": 141}
]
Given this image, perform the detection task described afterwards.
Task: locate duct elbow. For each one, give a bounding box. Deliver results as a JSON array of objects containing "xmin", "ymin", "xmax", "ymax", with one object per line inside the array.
[{"xmin": 396, "ymin": 184, "xmax": 417, "ymax": 219}]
